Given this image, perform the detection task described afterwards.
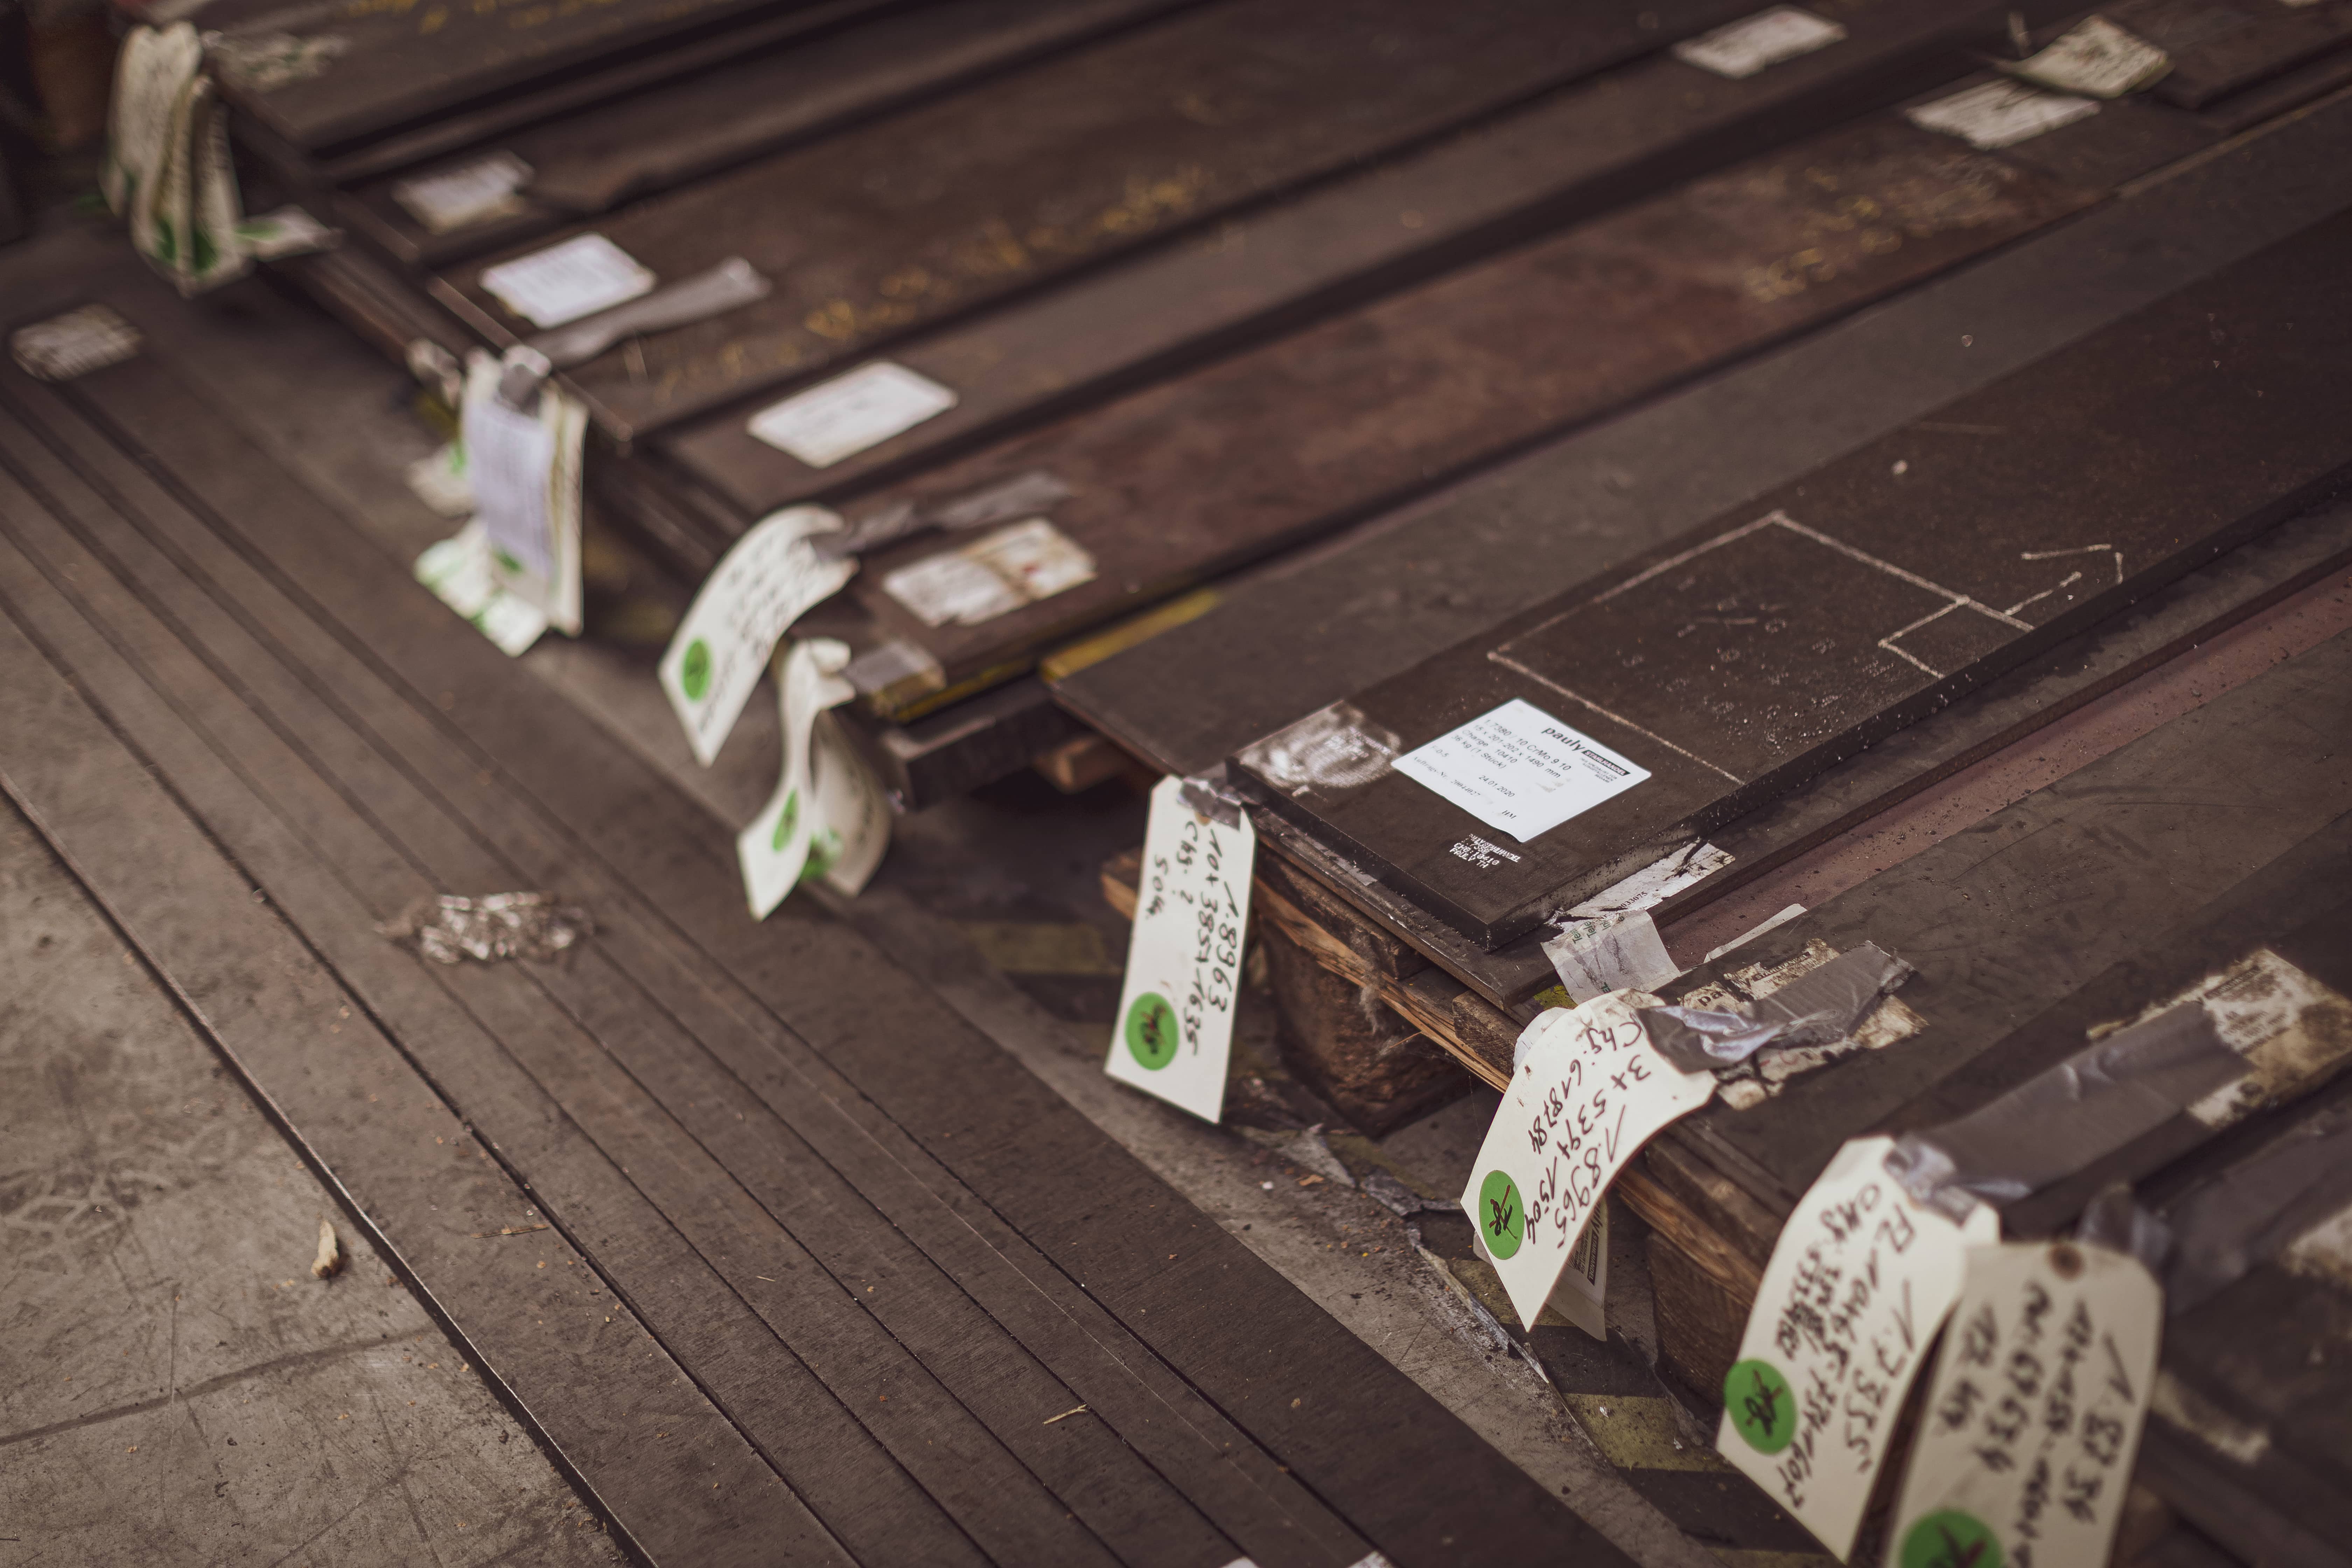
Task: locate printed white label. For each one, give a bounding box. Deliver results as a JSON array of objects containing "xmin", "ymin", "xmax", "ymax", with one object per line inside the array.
[
  {"xmin": 1394, "ymin": 698, "xmax": 1651, "ymax": 842},
  {"xmin": 9, "ymin": 306, "xmax": 142, "ymax": 382},
  {"xmin": 1885, "ymin": 1241, "xmax": 2162, "ymax": 1568},
  {"xmin": 2005, "ymin": 17, "xmax": 2169, "ymax": 100},
  {"xmin": 882, "ymin": 517, "xmax": 1096, "ymax": 628},
  {"xmin": 458, "ymin": 352, "xmax": 584, "ymax": 636},
  {"xmin": 1463, "ymin": 994, "xmax": 1713, "ymax": 1330},
  {"xmin": 1672, "ymin": 7, "xmax": 1847, "ymax": 79},
  {"xmin": 1906, "ymin": 81, "xmax": 2099, "ymax": 150},
  {"xmin": 478, "ymin": 232, "xmax": 655, "ymax": 328},
  {"xmin": 394, "ymin": 152, "xmax": 533, "ymax": 234},
  {"xmin": 659, "ymin": 506, "xmax": 858, "ymax": 767},
  {"xmin": 1106, "ymin": 777, "xmax": 1255, "ymax": 1123},
  {"xmin": 737, "ymin": 640, "xmax": 889, "ymax": 917},
  {"xmin": 413, "ymin": 522, "xmax": 547, "ymax": 657},
  {"xmin": 748, "ymin": 361, "xmax": 959, "ymax": 468},
  {"xmin": 1715, "ymin": 1136, "xmax": 1998, "ymax": 1560},
  {"xmin": 1544, "ymin": 910, "xmax": 1681, "ymax": 1005}
]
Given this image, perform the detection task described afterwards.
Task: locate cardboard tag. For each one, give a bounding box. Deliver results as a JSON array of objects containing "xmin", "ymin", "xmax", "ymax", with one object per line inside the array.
[
  {"xmin": 1885, "ymin": 1241, "xmax": 2162, "ymax": 1568},
  {"xmin": 737, "ymin": 640, "xmax": 889, "ymax": 917},
  {"xmin": 1544, "ymin": 910, "xmax": 1681, "ymax": 1004},
  {"xmin": 1394, "ymin": 698, "xmax": 1650, "ymax": 842},
  {"xmin": 413, "ymin": 523, "xmax": 548, "ymax": 657},
  {"xmin": 1106, "ymin": 777, "xmax": 1255, "ymax": 1122},
  {"xmin": 1463, "ymin": 994, "xmax": 1713, "ymax": 1330},
  {"xmin": 394, "ymin": 152, "xmax": 533, "ymax": 234},
  {"xmin": 2002, "ymin": 17, "xmax": 2169, "ymax": 99},
  {"xmin": 1673, "ymin": 7, "xmax": 1847, "ymax": 79},
  {"xmin": 1906, "ymin": 82, "xmax": 2098, "ymax": 150},
  {"xmin": 747, "ymin": 361, "xmax": 959, "ymax": 468},
  {"xmin": 478, "ymin": 233, "xmax": 655, "ymax": 329},
  {"xmin": 658, "ymin": 506, "xmax": 857, "ymax": 766},
  {"xmin": 881, "ymin": 517, "xmax": 1096, "ymax": 628},
  {"xmin": 458, "ymin": 352, "xmax": 583, "ymax": 636},
  {"xmin": 1717, "ymin": 1137, "xmax": 1998, "ymax": 1559}
]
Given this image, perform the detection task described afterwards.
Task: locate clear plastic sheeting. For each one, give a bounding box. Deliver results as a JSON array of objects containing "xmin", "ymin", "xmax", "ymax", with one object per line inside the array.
[
  {"xmin": 1640, "ymin": 941, "xmax": 1913, "ymax": 1073},
  {"xmin": 378, "ymin": 891, "xmax": 593, "ymax": 965}
]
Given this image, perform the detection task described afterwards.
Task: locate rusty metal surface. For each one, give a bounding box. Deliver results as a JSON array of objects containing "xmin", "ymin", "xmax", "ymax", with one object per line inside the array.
[
  {"xmin": 431, "ymin": 0, "xmax": 1764, "ymax": 438},
  {"xmin": 1228, "ymin": 206, "xmax": 2352, "ymax": 949},
  {"xmin": 840, "ymin": 118, "xmax": 2096, "ymax": 687},
  {"xmin": 657, "ymin": 0, "xmax": 2043, "ymax": 518},
  {"xmin": 2110, "ymin": 0, "xmax": 2352, "ymax": 110},
  {"xmin": 335, "ymin": 0, "xmax": 1199, "ymax": 268},
  {"xmin": 206, "ymin": 0, "xmax": 855, "ymax": 155}
]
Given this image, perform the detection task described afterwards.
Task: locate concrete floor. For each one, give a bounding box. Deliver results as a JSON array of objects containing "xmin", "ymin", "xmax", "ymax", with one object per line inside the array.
[{"xmin": 0, "ymin": 800, "xmax": 622, "ymax": 1567}]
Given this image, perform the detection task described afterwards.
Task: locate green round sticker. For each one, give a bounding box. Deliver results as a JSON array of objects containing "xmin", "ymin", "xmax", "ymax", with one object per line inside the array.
[
  {"xmin": 770, "ymin": 789, "xmax": 800, "ymax": 852},
  {"xmin": 1726, "ymin": 1359, "xmax": 1798, "ymax": 1454},
  {"xmin": 681, "ymin": 638, "xmax": 712, "ymax": 702},
  {"xmin": 1124, "ymin": 992, "xmax": 1178, "ymax": 1071},
  {"xmin": 1477, "ymin": 1170, "xmax": 1525, "ymax": 1260},
  {"xmin": 1900, "ymin": 1511, "xmax": 2002, "ymax": 1568}
]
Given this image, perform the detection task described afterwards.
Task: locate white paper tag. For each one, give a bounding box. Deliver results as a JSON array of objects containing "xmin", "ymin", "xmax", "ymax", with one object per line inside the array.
[
  {"xmin": 1106, "ymin": 777, "xmax": 1255, "ymax": 1124},
  {"xmin": 413, "ymin": 523, "xmax": 548, "ymax": 657},
  {"xmin": 736, "ymin": 640, "xmax": 889, "ymax": 917},
  {"xmin": 747, "ymin": 361, "xmax": 958, "ymax": 469},
  {"xmin": 1906, "ymin": 81, "xmax": 2099, "ymax": 150},
  {"xmin": 405, "ymin": 441, "xmax": 474, "ymax": 518},
  {"xmin": 458, "ymin": 352, "xmax": 584, "ymax": 636},
  {"xmin": 394, "ymin": 151, "xmax": 533, "ymax": 234},
  {"xmin": 882, "ymin": 517, "xmax": 1096, "ymax": 628},
  {"xmin": 10, "ymin": 305, "xmax": 142, "ymax": 382},
  {"xmin": 235, "ymin": 203, "xmax": 339, "ymax": 260},
  {"xmin": 1463, "ymin": 994, "xmax": 1714, "ymax": 1330},
  {"xmin": 1885, "ymin": 1241, "xmax": 2162, "ymax": 1568},
  {"xmin": 658, "ymin": 506, "xmax": 857, "ymax": 767},
  {"xmin": 1394, "ymin": 698, "xmax": 1651, "ymax": 843},
  {"xmin": 1672, "ymin": 7, "xmax": 1847, "ymax": 79},
  {"xmin": 1716, "ymin": 1137, "xmax": 1999, "ymax": 1559},
  {"xmin": 478, "ymin": 232, "xmax": 656, "ymax": 329},
  {"xmin": 1543, "ymin": 910, "xmax": 1682, "ymax": 1005},
  {"xmin": 2004, "ymin": 17, "xmax": 2169, "ymax": 99}
]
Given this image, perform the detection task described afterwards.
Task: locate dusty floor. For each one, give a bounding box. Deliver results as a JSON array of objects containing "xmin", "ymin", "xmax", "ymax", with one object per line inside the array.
[{"xmin": 0, "ymin": 802, "xmax": 623, "ymax": 1567}]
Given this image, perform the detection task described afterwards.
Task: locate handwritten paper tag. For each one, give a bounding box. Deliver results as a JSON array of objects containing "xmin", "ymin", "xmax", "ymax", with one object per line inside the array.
[
  {"xmin": 1463, "ymin": 994, "xmax": 1713, "ymax": 1330},
  {"xmin": 738, "ymin": 639, "xmax": 890, "ymax": 917},
  {"xmin": 1673, "ymin": 7, "xmax": 1847, "ymax": 79},
  {"xmin": 478, "ymin": 232, "xmax": 655, "ymax": 328},
  {"xmin": 1884, "ymin": 1241, "xmax": 2161, "ymax": 1568},
  {"xmin": 413, "ymin": 522, "xmax": 548, "ymax": 657},
  {"xmin": 748, "ymin": 361, "xmax": 958, "ymax": 468},
  {"xmin": 458, "ymin": 352, "xmax": 584, "ymax": 636},
  {"xmin": 1395, "ymin": 698, "xmax": 1651, "ymax": 843},
  {"xmin": 658, "ymin": 506, "xmax": 856, "ymax": 766},
  {"xmin": 1717, "ymin": 1136, "xmax": 1998, "ymax": 1559},
  {"xmin": 1106, "ymin": 777, "xmax": 1254, "ymax": 1122}
]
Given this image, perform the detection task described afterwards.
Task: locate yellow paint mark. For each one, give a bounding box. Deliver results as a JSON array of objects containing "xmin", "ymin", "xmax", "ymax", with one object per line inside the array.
[
  {"xmin": 957, "ymin": 922, "xmax": 1121, "ymax": 977},
  {"xmin": 1562, "ymin": 1394, "xmax": 1734, "ymax": 1473},
  {"xmin": 1038, "ymin": 587, "xmax": 1221, "ymax": 683}
]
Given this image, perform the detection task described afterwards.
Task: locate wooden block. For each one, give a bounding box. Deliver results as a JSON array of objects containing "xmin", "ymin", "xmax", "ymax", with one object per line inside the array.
[{"xmin": 1257, "ymin": 917, "xmax": 1468, "ymax": 1138}]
